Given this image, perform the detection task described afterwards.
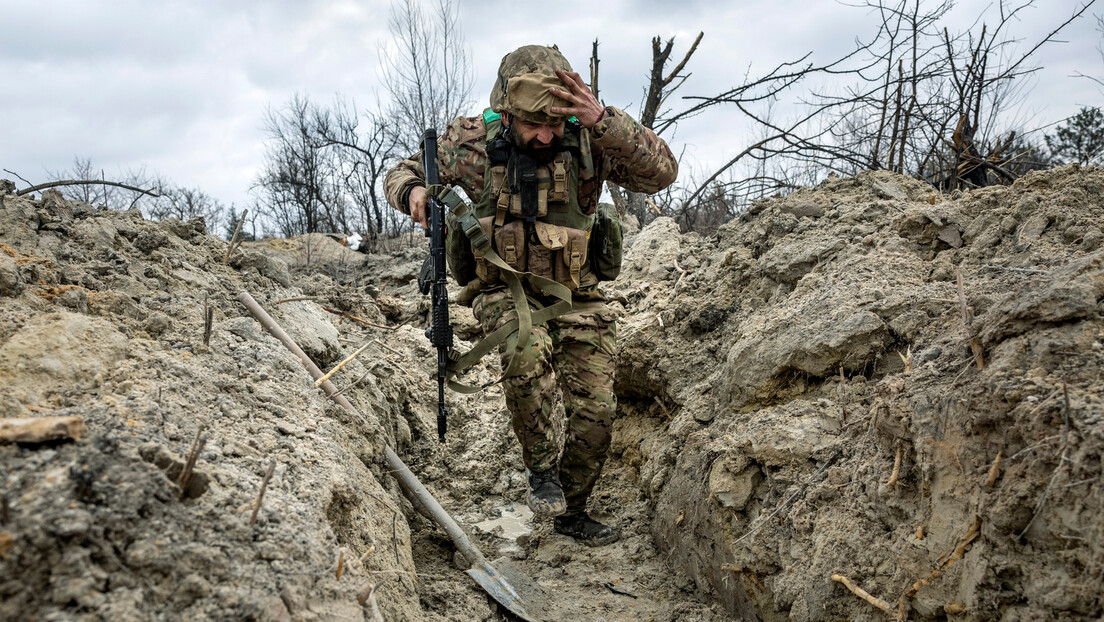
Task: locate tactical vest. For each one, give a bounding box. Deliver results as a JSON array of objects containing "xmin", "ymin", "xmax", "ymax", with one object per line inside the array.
[
  {"xmin": 446, "ymin": 109, "xmax": 605, "ymax": 295},
  {"xmin": 436, "ymin": 110, "xmax": 624, "ymax": 391}
]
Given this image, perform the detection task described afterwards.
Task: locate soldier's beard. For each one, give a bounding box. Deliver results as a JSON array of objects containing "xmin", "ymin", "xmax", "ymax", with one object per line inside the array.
[{"xmin": 507, "ymin": 124, "xmax": 561, "ymax": 163}]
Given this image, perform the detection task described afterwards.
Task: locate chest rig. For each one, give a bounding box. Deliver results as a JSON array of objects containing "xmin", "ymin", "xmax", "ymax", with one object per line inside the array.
[
  {"xmin": 432, "ymin": 110, "xmax": 603, "ymax": 391},
  {"xmin": 466, "ymin": 110, "xmax": 599, "ymax": 292}
]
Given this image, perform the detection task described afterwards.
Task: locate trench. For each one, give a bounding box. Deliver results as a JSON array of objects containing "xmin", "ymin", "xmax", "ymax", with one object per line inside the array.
[{"xmin": 382, "ymin": 377, "xmax": 736, "ymax": 621}]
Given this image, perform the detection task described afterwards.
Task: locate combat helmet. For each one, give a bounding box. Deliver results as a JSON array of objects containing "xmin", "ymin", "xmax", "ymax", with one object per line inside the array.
[{"xmin": 490, "ymin": 45, "xmax": 573, "ymax": 125}]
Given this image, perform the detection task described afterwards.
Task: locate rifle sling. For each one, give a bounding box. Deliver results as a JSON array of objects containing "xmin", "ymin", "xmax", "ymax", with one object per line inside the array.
[{"xmin": 427, "ymin": 185, "xmax": 575, "ymax": 393}]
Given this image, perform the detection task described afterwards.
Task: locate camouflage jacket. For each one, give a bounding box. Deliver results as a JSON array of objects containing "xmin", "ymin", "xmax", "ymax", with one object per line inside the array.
[{"xmin": 384, "ymin": 106, "xmax": 677, "ymax": 216}]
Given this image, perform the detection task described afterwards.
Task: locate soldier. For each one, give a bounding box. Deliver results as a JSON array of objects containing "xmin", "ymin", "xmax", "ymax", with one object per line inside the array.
[{"xmin": 385, "ymin": 44, "xmax": 677, "ymax": 546}]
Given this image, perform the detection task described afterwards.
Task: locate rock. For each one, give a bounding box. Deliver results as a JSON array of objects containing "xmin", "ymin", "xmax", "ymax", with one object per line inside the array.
[
  {"xmin": 0, "ymin": 416, "xmax": 87, "ymax": 444},
  {"xmin": 759, "ymin": 237, "xmax": 846, "ymax": 284},
  {"xmin": 708, "ymin": 458, "xmax": 760, "ymax": 510},
  {"xmin": 0, "ymin": 253, "xmax": 23, "ymax": 295}
]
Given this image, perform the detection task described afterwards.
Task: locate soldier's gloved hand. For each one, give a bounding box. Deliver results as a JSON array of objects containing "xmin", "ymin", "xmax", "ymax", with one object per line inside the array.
[
  {"xmin": 408, "ymin": 186, "xmax": 429, "ymax": 229},
  {"xmin": 550, "ymin": 69, "xmax": 607, "ymax": 129}
]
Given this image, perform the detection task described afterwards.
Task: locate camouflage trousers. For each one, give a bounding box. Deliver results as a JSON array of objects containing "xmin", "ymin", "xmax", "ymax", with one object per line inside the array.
[{"xmin": 472, "ymin": 289, "xmax": 617, "ymax": 514}]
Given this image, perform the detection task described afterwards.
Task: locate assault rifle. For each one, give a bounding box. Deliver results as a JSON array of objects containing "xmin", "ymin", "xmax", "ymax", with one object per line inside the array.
[{"xmin": 417, "ymin": 128, "xmax": 453, "ymax": 443}]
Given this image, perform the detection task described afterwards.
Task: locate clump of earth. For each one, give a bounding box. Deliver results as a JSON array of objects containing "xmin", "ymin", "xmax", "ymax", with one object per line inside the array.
[{"xmin": 1, "ymin": 164, "xmax": 1101, "ymax": 621}]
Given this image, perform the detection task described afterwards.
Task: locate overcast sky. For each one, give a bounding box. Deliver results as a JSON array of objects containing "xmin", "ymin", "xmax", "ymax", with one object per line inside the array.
[{"xmin": 2, "ymin": 0, "xmax": 1100, "ymax": 212}]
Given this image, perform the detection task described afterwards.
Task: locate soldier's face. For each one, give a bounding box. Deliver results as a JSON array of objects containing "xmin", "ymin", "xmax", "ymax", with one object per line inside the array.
[{"xmin": 505, "ymin": 114, "xmax": 564, "ymax": 152}]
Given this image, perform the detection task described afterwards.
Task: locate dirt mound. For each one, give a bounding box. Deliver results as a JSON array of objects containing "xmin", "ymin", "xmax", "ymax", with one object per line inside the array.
[
  {"xmin": 0, "ymin": 191, "xmax": 433, "ymax": 620},
  {"xmin": 2, "ymin": 164, "xmax": 1101, "ymax": 622},
  {"xmin": 609, "ymin": 165, "xmax": 1104, "ymax": 620}
]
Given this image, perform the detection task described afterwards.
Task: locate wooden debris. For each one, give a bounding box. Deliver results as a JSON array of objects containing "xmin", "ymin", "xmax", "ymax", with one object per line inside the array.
[
  {"xmin": 322, "ymin": 307, "xmax": 395, "ymax": 331},
  {"xmin": 0, "ymin": 531, "xmax": 13, "ymax": 560},
  {"xmin": 906, "ymin": 516, "xmax": 981, "ymax": 599},
  {"xmin": 223, "ymin": 209, "xmax": 247, "ymax": 265},
  {"xmin": 316, "ymin": 342, "xmax": 373, "ymax": 387},
  {"xmin": 177, "ymin": 429, "xmax": 206, "ymax": 500},
  {"xmin": 985, "ymin": 451, "xmax": 1002, "ymax": 487},
  {"xmin": 336, "ymin": 547, "xmax": 346, "ymax": 580},
  {"xmin": 831, "ymin": 573, "xmax": 893, "ymax": 614},
  {"xmin": 886, "ymin": 441, "xmax": 904, "ymax": 488},
  {"xmin": 203, "ymin": 294, "xmax": 214, "ymax": 346},
  {"xmin": 0, "ymin": 416, "xmax": 87, "ymax": 444},
  {"xmin": 357, "ymin": 579, "xmax": 387, "ymax": 622},
  {"xmin": 956, "ymin": 270, "xmax": 984, "ymax": 369},
  {"xmin": 275, "ymin": 296, "xmax": 320, "ymax": 305},
  {"xmin": 358, "ymin": 545, "xmax": 376, "ymax": 567},
  {"xmin": 250, "ymin": 460, "xmax": 277, "ymax": 525},
  {"xmin": 898, "ymin": 346, "xmax": 913, "ymax": 372}
]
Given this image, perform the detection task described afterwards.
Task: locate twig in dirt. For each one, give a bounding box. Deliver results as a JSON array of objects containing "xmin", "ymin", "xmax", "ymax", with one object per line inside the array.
[
  {"xmin": 831, "ymin": 574, "xmax": 893, "ymax": 614},
  {"xmin": 375, "ymin": 339, "xmax": 405, "ymax": 359},
  {"xmin": 733, "ymin": 450, "xmax": 841, "ymax": 546},
  {"xmin": 323, "ymin": 307, "xmax": 396, "ymax": 331},
  {"xmin": 203, "ymin": 294, "xmax": 214, "ymax": 346},
  {"xmin": 986, "ymin": 451, "xmax": 1002, "ymax": 487},
  {"xmin": 956, "ymin": 270, "xmax": 985, "ymax": 369},
  {"xmin": 357, "ymin": 579, "xmax": 387, "ymax": 622},
  {"xmin": 316, "ymin": 342, "xmax": 373, "ymax": 387},
  {"xmin": 332, "ymin": 364, "xmax": 381, "ymax": 398},
  {"xmin": 906, "ymin": 516, "xmax": 981, "ymax": 599},
  {"xmin": 1007, "ymin": 435, "xmax": 1061, "ymax": 462},
  {"xmin": 392, "ymin": 512, "xmax": 398, "ymax": 565},
  {"xmin": 1017, "ymin": 384, "xmax": 1072, "ymax": 540},
  {"xmin": 898, "ymin": 346, "xmax": 913, "ymax": 373},
  {"xmin": 603, "ymin": 582, "xmax": 638, "ymax": 598},
  {"xmin": 358, "ymin": 545, "xmax": 376, "ymax": 567},
  {"xmin": 886, "ymin": 441, "xmax": 903, "ymax": 488},
  {"xmin": 250, "ymin": 460, "xmax": 277, "ymax": 525},
  {"xmin": 274, "ymin": 296, "xmax": 321, "ymax": 305},
  {"xmin": 673, "ymin": 256, "xmax": 688, "ymax": 289},
  {"xmin": 722, "ymin": 566, "xmax": 767, "ymax": 592},
  {"xmin": 981, "ymin": 265, "xmax": 1049, "ymax": 275},
  {"xmin": 223, "ymin": 209, "xmax": 248, "ymax": 265},
  {"xmin": 177, "ymin": 428, "xmax": 207, "ymax": 499},
  {"xmin": 1064, "ymin": 476, "xmax": 1100, "ymax": 488},
  {"xmin": 837, "ymin": 366, "xmax": 848, "ymax": 424},
  {"xmin": 335, "ymin": 547, "xmax": 346, "ymax": 580}
]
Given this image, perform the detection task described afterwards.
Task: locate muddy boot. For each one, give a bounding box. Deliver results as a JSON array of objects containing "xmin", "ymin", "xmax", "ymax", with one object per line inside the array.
[
  {"xmin": 527, "ymin": 466, "xmax": 567, "ymax": 517},
  {"xmin": 553, "ymin": 511, "xmax": 619, "ymax": 547}
]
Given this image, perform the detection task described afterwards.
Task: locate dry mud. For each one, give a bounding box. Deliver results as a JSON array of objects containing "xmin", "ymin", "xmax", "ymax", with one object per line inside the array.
[{"xmin": 1, "ymin": 165, "xmax": 1102, "ymax": 621}]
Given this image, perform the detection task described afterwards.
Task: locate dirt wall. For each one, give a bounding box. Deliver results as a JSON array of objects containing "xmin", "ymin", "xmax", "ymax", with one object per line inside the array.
[{"xmin": 609, "ymin": 165, "xmax": 1104, "ymax": 621}]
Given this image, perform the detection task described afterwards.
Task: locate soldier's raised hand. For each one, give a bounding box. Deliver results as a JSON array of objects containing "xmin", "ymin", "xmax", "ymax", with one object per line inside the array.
[{"xmin": 550, "ymin": 69, "xmax": 607, "ymax": 129}]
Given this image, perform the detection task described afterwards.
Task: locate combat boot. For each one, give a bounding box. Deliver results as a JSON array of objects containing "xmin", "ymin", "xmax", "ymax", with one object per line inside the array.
[
  {"xmin": 527, "ymin": 466, "xmax": 567, "ymax": 517},
  {"xmin": 553, "ymin": 511, "xmax": 620, "ymax": 547}
]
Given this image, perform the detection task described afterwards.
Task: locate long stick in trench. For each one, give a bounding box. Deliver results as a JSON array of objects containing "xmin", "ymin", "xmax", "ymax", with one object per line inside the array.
[{"xmin": 237, "ymin": 292, "xmax": 500, "ymax": 570}]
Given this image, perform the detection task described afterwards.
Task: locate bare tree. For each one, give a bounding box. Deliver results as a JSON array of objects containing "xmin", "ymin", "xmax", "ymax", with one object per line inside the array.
[
  {"xmin": 311, "ymin": 97, "xmax": 402, "ymax": 248},
  {"xmin": 378, "ymin": 0, "xmax": 474, "ymax": 152},
  {"xmin": 592, "ymin": 33, "xmax": 703, "ymax": 225},
  {"xmin": 255, "ymin": 94, "xmax": 349, "ymax": 237},
  {"xmin": 145, "ymin": 185, "xmax": 228, "ymax": 234},
  {"xmin": 668, "ymin": 0, "xmax": 1097, "ymax": 227}
]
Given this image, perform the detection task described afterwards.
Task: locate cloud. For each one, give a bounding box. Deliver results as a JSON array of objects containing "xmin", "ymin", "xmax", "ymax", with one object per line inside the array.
[{"xmin": 1, "ymin": 0, "xmax": 1098, "ymax": 208}]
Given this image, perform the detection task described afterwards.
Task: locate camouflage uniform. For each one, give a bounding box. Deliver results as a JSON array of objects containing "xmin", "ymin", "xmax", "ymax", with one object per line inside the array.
[{"xmin": 385, "ymin": 47, "xmax": 676, "ymax": 515}]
